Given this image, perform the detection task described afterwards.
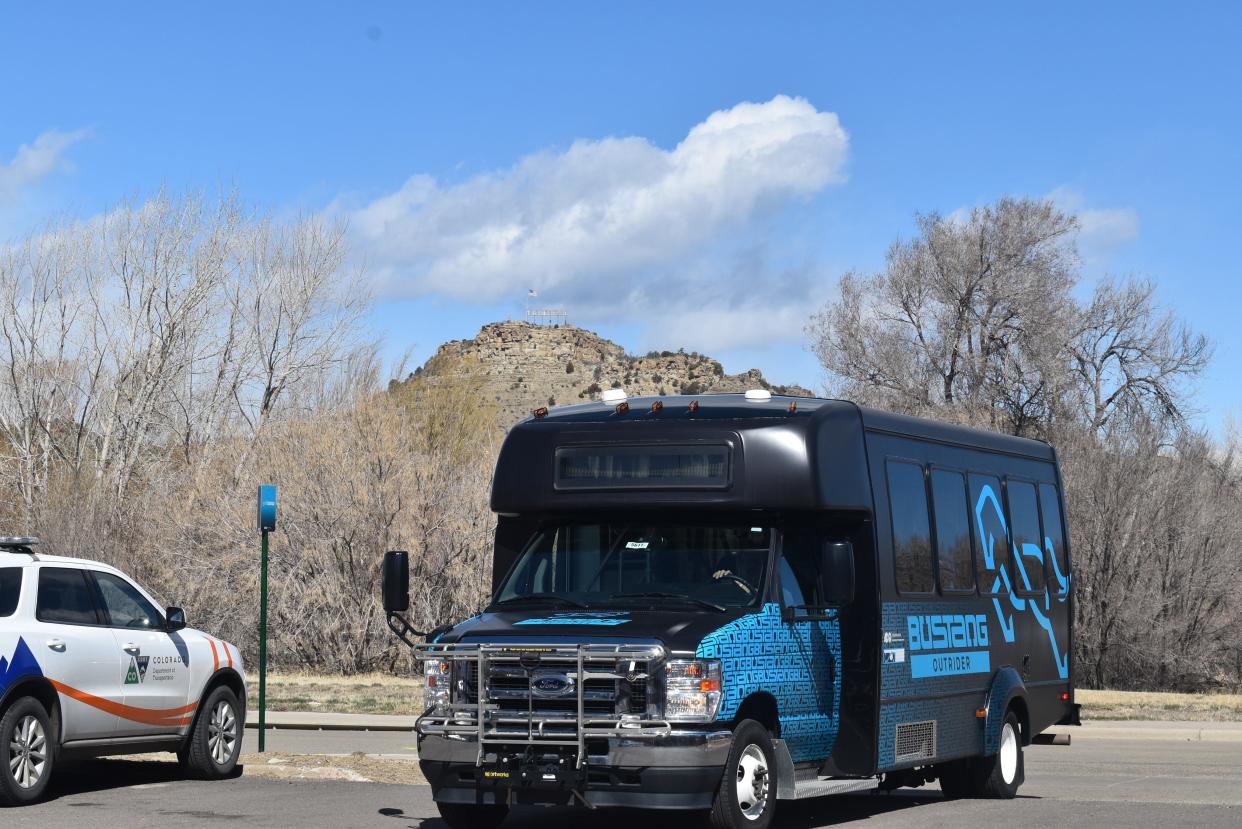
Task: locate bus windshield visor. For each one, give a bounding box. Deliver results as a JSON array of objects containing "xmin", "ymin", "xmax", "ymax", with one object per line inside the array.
[{"xmin": 493, "ymin": 522, "xmax": 771, "ymax": 610}]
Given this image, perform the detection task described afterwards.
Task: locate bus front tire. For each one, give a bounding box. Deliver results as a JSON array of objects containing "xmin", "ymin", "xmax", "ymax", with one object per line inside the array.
[
  {"xmin": 436, "ymin": 802, "xmax": 509, "ymax": 829},
  {"xmin": 709, "ymin": 719, "xmax": 777, "ymax": 829},
  {"xmin": 0, "ymin": 696, "xmax": 55, "ymax": 807}
]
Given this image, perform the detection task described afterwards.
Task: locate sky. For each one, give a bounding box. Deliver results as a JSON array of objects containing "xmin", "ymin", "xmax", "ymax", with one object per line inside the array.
[{"xmin": 2, "ymin": 2, "xmax": 1239, "ymax": 431}]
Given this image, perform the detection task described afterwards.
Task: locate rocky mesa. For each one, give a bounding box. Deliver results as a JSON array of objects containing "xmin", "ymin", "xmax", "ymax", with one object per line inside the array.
[{"xmin": 403, "ymin": 320, "xmax": 813, "ymax": 424}]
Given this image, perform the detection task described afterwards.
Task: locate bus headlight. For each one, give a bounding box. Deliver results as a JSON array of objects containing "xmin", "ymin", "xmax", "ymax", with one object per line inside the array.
[
  {"xmin": 664, "ymin": 659, "xmax": 723, "ymax": 722},
  {"xmin": 424, "ymin": 659, "xmax": 451, "ymax": 712}
]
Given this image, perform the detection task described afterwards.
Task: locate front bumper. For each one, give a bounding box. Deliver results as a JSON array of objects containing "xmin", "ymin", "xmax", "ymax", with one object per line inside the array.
[{"xmin": 419, "ymin": 729, "xmax": 732, "ymax": 809}]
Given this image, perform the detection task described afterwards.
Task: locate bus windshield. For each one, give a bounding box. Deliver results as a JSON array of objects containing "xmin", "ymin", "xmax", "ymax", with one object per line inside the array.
[{"xmin": 493, "ymin": 522, "xmax": 772, "ymax": 610}]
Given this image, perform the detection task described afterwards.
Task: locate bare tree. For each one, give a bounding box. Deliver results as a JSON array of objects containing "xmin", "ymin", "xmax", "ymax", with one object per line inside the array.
[
  {"xmin": 1069, "ymin": 279, "xmax": 1212, "ymax": 432},
  {"xmin": 808, "ymin": 196, "xmax": 1240, "ymax": 691},
  {"xmin": 809, "ymin": 198, "xmax": 1079, "ymax": 435}
]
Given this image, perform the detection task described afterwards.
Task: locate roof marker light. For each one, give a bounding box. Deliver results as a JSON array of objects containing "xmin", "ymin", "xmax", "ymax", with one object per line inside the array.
[
  {"xmin": 744, "ymin": 389, "xmax": 772, "ymax": 402},
  {"xmin": 601, "ymin": 388, "xmax": 627, "ymax": 404},
  {"xmin": 650, "ymin": 400, "xmax": 663, "ymax": 413},
  {"xmin": 532, "ymin": 406, "xmax": 549, "ymax": 419},
  {"xmin": 615, "ymin": 402, "xmax": 630, "ymax": 415},
  {"xmin": 788, "ymin": 400, "xmax": 798, "ymax": 413},
  {"xmin": 688, "ymin": 400, "xmax": 699, "ymax": 413}
]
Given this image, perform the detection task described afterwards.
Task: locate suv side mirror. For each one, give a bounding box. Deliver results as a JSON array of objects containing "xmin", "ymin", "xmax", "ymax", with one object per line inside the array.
[
  {"xmin": 820, "ymin": 541, "xmax": 855, "ymax": 607},
  {"xmin": 166, "ymin": 606, "xmax": 187, "ymax": 631},
  {"xmin": 382, "ymin": 550, "xmax": 410, "ymax": 613}
]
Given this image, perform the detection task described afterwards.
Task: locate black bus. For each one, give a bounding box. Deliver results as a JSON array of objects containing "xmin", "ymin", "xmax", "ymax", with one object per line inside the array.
[{"xmin": 383, "ymin": 391, "xmax": 1078, "ymax": 829}]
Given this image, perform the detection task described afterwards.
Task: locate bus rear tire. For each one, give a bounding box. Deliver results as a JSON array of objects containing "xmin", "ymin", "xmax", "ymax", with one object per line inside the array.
[
  {"xmin": 436, "ymin": 802, "xmax": 509, "ymax": 829},
  {"xmin": 709, "ymin": 719, "xmax": 777, "ymax": 829},
  {"xmin": 977, "ymin": 711, "xmax": 1024, "ymax": 798},
  {"xmin": 938, "ymin": 710, "xmax": 1024, "ymax": 799}
]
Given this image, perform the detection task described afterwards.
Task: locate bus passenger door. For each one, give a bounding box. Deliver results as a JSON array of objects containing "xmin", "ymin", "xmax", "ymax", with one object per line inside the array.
[{"xmin": 774, "ymin": 534, "xmax": 843, "ymax": 763}]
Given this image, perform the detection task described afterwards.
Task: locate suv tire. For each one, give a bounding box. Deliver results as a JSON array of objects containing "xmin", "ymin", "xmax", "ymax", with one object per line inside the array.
[
  {"xmin": 0, "ymin": 696, "xmax": 54, "ymax": 806},
  {"xmin": 181, "ymin": 685, "xmax": 243, "ymax": 780}
]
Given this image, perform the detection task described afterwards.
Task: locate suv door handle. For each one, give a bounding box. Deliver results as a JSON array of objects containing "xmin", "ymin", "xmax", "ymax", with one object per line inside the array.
[
  {"xmin": 122, "ymin": 644, "xmax": 140, "ymax": 654},
  {"xmin": 46, "ymin": 639, "xmax": 66, "ymax": 652}
]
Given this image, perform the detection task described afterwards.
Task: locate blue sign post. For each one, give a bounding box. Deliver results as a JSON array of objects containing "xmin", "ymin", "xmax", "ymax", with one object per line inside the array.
[{"xmin": 256, "ymin": 485, "xmax": 277, "ymax": 752}]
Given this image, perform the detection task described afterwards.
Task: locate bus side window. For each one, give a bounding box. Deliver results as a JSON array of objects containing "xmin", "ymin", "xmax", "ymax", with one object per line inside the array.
[
  {"xmin": 1006, "ymin": 481, "xmax": 1046, "ymax": 595},
  {"xmin": 887, "ymin": 461, "xmax": 934, "ymax": 594},
  {"xmin": 778, "ymin": 527, "xmax": 823, "ymax": 609},
  {"xmin": 931, "ymin": 469, "xmax": 975, "ymax": 593},
  {"xmin": 969, "ymin": 473, "xmax": 1011, "ymax": 596},
  {"xmin": 1038, "ymin": 483, "xmax": 1070, "ymax": 595}
]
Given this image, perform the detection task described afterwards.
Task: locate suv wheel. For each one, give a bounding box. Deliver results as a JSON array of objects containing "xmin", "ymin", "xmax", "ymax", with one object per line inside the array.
[
  {"xmin": 709, "ymin": 719, "xmax": 777, "ymax": 829},
  {"xmin": 181, "ymin": 685, "xmax": 242, "ymax": 779},
  {"xmin": 0, "ymin": 697, "xmax": 54, "ymax": 806}
]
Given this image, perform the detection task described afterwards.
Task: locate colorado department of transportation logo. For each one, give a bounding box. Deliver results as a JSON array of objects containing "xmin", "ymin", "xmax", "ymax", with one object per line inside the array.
[{"xmin": 125, "ymin": 655, "xmax": 150, "ymax": 685}]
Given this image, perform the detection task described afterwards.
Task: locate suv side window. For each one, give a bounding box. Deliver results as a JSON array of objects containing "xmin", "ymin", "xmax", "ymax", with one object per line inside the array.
[
  {"xmin": 0, "ymin": 568, "xmax": 21, "ymax": 617},
  {"xmin": 93, "ymin": 571, "xmax": 164, "ymax": 629},
  {"xmin": 36, "ymin": 567, "xmax": 102, "ymax": 625}
]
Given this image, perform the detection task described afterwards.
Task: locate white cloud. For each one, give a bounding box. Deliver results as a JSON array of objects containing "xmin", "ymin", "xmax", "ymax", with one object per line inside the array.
[
  {"xmin": 347, "ymin": 95, "xmax": 849, "ymax": 319},
  {"xmin": 0, "ymin": 129, "xmax": 90, "ymax": 204},
  {"xmin": 1048, "ymin": 186, "xmax": 1139, "ymax": 251}
]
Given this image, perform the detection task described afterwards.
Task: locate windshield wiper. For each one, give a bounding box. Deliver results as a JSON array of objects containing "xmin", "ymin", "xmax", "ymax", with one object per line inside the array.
[
  {"xmin": 608, "ymin": 591, "xmax": 727, "ymax": 612},
  {"xmin": 491, "ymin": 593, "xmax": 590, "ymax": 609}
]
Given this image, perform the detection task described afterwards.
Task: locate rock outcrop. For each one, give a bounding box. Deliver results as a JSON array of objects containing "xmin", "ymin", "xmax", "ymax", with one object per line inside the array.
[{"xmin": 402, "ymin": 321, "xmax": 813, "ymax": 424}]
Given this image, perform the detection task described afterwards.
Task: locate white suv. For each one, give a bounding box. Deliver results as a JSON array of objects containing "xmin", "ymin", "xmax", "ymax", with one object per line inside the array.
[{"xmin": 0, "ymin": 538, "xmax": 246, "ymax": 806}]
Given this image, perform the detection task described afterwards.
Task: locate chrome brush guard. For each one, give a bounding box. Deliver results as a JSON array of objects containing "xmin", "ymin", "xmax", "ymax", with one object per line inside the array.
[{"xmin": 414, "ymin": 642, "xmax": 673, "ymax": 767}]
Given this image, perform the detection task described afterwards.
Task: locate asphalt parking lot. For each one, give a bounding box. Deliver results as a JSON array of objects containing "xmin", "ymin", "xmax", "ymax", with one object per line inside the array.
[{"xmin": 5, "ymin": 730, "xmax": 1240, "ymax": 827}]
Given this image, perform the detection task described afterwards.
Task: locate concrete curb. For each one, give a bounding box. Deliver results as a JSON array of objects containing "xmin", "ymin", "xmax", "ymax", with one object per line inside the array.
[
  {"xmin": 245, "ymin": 711, "xmax": 416, "ymax": 732},
  {"xmin": 1048, "ymin": 722, "xmax": 1242, "ymax": 743},
  {"xmin": 245, "ymin": 711, "xmax": 1242, "ymax": 742}
]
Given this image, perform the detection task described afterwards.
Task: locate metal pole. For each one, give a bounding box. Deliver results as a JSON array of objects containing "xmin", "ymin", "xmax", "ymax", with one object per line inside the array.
[{"xmin": 258, "ymin": 528, "xmax": 269, "ymax": 752}]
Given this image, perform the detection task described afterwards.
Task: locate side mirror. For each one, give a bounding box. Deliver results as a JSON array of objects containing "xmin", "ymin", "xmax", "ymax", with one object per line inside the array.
[
  {"xmin": 820, "ymin": 541, "xmax": 855, "ymax": 607},
  {"xmin": 382, "ymin": 550, "xmax": 410, "ymax": 613},
  {"xmin": 166, "ymin": 606, "xmax": 187, "ymax": 631}
]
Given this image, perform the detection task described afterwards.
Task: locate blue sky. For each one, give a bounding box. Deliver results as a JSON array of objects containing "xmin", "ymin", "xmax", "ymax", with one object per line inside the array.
[{"xmin": 2, "ymin": 2, "xmax": 1239, "ymax": 430}]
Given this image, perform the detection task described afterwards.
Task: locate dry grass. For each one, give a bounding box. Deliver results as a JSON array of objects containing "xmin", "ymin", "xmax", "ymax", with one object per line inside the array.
[
  {"xmin": 246, "ymin": 674, "xmax": 1242, "ymax": 723},
  {"xmin": 245, "ymin": 672, "xmax": 423, "ymax": 716},
  {"xmin": 1079, "ymin": 689, "xmax": 1242, "ymax": 721},
  {"xmin": 241, "ymin": 752, "xmax": 426, "ymax": 785}
]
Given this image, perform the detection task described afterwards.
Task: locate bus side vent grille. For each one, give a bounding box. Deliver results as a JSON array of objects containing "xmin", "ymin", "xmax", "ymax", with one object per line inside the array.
[{"xmin": 894, "ymin": 720, "xmax": 937, "ymax": 763}]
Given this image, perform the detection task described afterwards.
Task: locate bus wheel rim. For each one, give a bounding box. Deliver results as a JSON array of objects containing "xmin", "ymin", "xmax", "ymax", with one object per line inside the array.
[
  {"xmin": 1000, "ymin": 722, "xmax": 1018, "ymax": 784},
  {"xmin": 735, "ymin": 743, "xmax": 769, "ymax": 820}
]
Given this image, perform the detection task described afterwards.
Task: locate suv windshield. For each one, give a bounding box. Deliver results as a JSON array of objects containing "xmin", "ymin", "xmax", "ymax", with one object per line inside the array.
[{"xmin": 494, "ymin": 522, "xmax": 772, "ymax": 610}]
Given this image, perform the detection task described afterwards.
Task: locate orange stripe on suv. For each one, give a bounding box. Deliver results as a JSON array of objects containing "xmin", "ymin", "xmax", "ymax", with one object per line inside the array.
[{"xmin": 49, "ymin": 680, "xmax": 198, "ymax": 727}]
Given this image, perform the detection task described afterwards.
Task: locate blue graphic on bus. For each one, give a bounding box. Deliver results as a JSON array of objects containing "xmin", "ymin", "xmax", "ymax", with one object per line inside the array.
[
  {"xmin": 911, "ymin": 650, "xmax": 991, "ymax": 678},
  {"xmin": 974, "ymin": 485, "xmax": 1069, "ymax": 679},
  {"xmin": 514, "ymin": 613, "xmax": 631, "ymax": 627}
]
